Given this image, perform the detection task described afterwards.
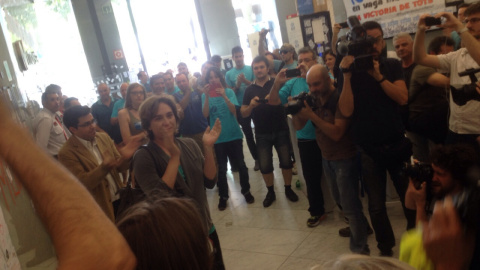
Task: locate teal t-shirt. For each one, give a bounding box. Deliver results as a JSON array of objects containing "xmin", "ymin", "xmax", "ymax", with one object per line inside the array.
[
  {"xmin": 167, "ymin": 86, "xmax": 180, "ymax": 95},
  {"xmin": 202, "ymin": 88, "xmax": 243, "ymax": 144},
  {"xmin": 225, "ymin": 65, "xmax": 254, "ymax": 106},
  {"xmin": 111, "ymin": 98, "xmax": 125, "ymax": 118},
  {"xmin": 279, "ymin": 77, "xmax": 316, "ymax": 140},
  {"xmin": 273, "ymin": 60, "xmax": 298, "ymax": 73}
]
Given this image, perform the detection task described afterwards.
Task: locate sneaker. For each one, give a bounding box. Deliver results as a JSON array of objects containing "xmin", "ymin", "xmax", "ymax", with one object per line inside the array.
[
  {"xmin": 254, "ymin": 160, "xmax": 260, "ymax": 171},
  {"xmin": 244, "ymin": 192, "xmax": 255, "ymax": 204},
  {"xmin": 307, "ymin": 214, "xmax": 327, "ymax": 227},
  {"xmin": 263, "ymin": 191, "xmax": 276, "ymax": 207},
  {"xmin": 339, "ymin": 225, "xmax": 374, "ymax": 237},
  {"xmin": 292, "ymin": 162, "xmax": 298, "ymax": 175},
  {"xmin": 218, "ymin": 198, "xmax": 227, "ymax": 211},
  {"xmin": 285, "ymin": 188, "xmax": 299, "ymax": 202},
  {"xmin": 379, "ymin": 249, "xmax": 393, "ymax": 257}
]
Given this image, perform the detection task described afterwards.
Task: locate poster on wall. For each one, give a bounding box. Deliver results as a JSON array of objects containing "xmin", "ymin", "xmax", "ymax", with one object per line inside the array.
[{"xmin": 342, "ymin": 0, "xmax": 447, "ymax": 37}]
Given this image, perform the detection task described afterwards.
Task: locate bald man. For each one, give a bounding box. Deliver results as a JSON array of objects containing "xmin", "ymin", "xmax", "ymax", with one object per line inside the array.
[
  {"xmin": 292, "ymin": 64, "xmax": 371, "ymax": 255},
  {"xmin": 92, "ymin": 83, "xmax": 122, "ymax": 144},
  {"xmin": 111, "ymin": 83, "xmax": 129, "ymax": 126}
]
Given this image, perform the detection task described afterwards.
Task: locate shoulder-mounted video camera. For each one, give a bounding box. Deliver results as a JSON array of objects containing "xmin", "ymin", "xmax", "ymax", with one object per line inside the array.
[
  {"xmin": 336, "ymin": 16, "xmax": 375, "ymax": 72},
  {"xmin": 451, "ymin": 68, "xmax": 480, "ymax": 106}
]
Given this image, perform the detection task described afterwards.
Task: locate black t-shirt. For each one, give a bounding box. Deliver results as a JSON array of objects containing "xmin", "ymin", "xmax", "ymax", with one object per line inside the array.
[
  {"xmin": 242, "ymin": 78, "xmax": 289, "ymax": 134},
  {"xmin": 345, "ymin": 57, "xmax": 406, "ymax": 146}
]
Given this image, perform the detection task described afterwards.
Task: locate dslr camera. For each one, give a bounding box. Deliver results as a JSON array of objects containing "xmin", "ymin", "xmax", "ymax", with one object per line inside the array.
[
  {"xmin": 403, "ymin": 162, "xmax": 434, "ymax": 202},
  {"xmin": 451, "ymin": 68, "xmax": 480, "ymax": 106},
  {"xmin": 336, "ymin": 16, "xmax": 376, "ymax": 72},
  {"xmin": 285, "ymin": 92, "xmax": 318, "ymax": 115}
]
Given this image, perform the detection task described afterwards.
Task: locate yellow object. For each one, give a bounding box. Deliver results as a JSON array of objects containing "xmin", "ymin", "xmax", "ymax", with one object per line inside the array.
[{"xmin": 399, "ymin": 227, "xmax": 434, "ymax": 270}]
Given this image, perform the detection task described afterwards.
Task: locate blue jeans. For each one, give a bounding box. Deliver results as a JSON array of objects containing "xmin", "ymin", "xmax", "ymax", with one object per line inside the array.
[
  {"xmin": 359, "ymin": 147, "xmax": 416, "ymax": 251},
  {"xmin": 298, "ymin": 140, "xmax": 325, "ymax": 216},
  {"xmin": 214, "ymin": 139, "xmax": 250, "ymax": 199},
  {"xmin": 255, "ymin": 130, "xmax": 293, "ymax": 174},
  {"xmin": 323, "ymin": 156, "xmax": 369, "ymax": 253}
]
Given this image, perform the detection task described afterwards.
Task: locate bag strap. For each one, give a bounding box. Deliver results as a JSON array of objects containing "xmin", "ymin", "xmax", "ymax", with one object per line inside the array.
[{"xmin": 129, "ymin": 145, "xmax": 161, "ymax": 188}]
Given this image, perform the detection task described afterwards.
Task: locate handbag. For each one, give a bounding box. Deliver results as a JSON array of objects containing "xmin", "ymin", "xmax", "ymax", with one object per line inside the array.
[{"xmin": 116, "ymin": 171, "xmax": 145, "ymax": 219}]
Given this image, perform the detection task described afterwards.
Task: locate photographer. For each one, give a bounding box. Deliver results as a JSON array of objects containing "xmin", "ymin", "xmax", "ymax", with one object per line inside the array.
[
  {"xmin": 292, "ymin": 64, "xmax": 371, "ymax": 254},
  {"xmin": 413, "ymin": 4, "xmax": 480, "ymax": 157},
  {"xmin": 338, "ymin": 20, "xmax": 416, "ymax": 256},
  {"xmin": 404, "ymin": 144, "xmax": 479, "ymax": 269},
  {"xmin": 268, "ymin": 47, "xmax": 326, "ymax": 226}
]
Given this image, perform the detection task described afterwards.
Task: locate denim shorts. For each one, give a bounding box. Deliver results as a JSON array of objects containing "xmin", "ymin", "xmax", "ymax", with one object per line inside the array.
[{"xmin": 255, "ymin": 130, "xmax": 293, "ymax": 174}]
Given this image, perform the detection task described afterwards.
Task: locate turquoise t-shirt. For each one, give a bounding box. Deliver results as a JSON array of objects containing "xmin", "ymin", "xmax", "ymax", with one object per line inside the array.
[
  {"xmin": 225, "ymin": 65, "xmax": 254, "ymax": 107},
  {"xmin": 278, "ymin": 77, "xmax": 316, "ymax": 140},
  {"xmin": 202, "ymin": 88, "xmax": 243, "ymax": 144},
  {"xmin": 167, "ymin": 86, "xmax": 180, "ymax": 95},
  {"xmin": 111, "ymin": 98, "xmax": 125, "ymax": 118},
  {"xmin": 273, "ymin": 60, "xmax": 298, "ymax": 73}
]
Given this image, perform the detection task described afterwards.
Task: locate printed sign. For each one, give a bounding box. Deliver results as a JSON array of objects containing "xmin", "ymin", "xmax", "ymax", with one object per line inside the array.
[{"xmin": 342, "ymin": 0, "xmax": 447, "ymax": 37}]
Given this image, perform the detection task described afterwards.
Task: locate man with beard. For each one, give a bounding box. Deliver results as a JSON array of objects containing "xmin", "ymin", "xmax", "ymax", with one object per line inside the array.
[
  {"xmin": 241, "ymin": 56, "xmax": 294, "ymax": 207},
  {"xmin": 405, "ymin": 144, "xmax": 480, "ymax": 269},
  {"xmin": 292, "ymin": 64, "xmax": 371, "ymax": 254},
  {"xmin": 414, "ymin": 5, "xmax": 480, "ymax": 158}
]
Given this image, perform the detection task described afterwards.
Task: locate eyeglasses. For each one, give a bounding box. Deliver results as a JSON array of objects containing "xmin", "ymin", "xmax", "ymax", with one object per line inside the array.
[
  {"xmin": 464, "ymin": 17, "xmax": 480, "ymax": 24},
  {"xmin": 78, "ymin": 119, "xmax": 97, "ymax": 128},
  {"xmin": 369, "ymin": 36, "xmax": 383, "ymax": 43},
  {"xmin": 280, "ymin": 50, "xmax": 290, "ymax": 54}
]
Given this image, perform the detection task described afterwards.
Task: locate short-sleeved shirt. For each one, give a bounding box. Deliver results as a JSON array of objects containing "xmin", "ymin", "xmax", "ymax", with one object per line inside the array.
[
  {"xmin": 437, "ymin": 48, "xmax": 480, "ymax": 134},
  {"xmin": 273, "ymin": 60, "xmax": 298, "ymax": 73},
  {"xmin": 314, "ymin": 91, "xmax": 356, "ymax": 160},
  {"xmin": 202, "ymin": 88, "xmax": 243, "ymax": 144},
  {"xmin": 166, "ymin": 85, "xmax": 180, "ymax": 95},
  {"xmin": 243, "ymin": 78, "xmax": 288, "ymax": 134},
  {"xmin": 33, "ymin": 108, "xmax": 68, "ymax": 156},
  {"xmin": 225, "ymin": 65, "xmax": 254, "ymax": 106},
  {"xmin": 173, "ymin": 89, "xmax": 209, "ymax": 136},
  {"xmin": 91, "ymin": 97, "xmax": 122, "ymax": 144},
  {"xmin": 409, "ymin": 65, "xmax": 448, "ymax": 120},
  {"xmin": 111, "ymin": 98, "xmax": 125, "ymax": 118},
  {"xmin": 278, "ymin": 77, "xmax": 316, "ymax": 140},
  {"xmin": 347, "ymin": 57, "xmax": 406, "ymax": 146}
]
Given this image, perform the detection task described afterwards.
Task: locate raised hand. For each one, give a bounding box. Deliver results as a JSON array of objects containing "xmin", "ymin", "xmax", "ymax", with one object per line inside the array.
[{"xmin": 203, "ymin": 118, "xmax": 221, "ymax": 147}]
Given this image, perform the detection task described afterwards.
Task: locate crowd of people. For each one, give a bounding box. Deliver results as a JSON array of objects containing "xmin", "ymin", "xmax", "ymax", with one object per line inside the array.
[{"xmin": 3, "ymin": 3, "xmax": 480, "ymax": 269}]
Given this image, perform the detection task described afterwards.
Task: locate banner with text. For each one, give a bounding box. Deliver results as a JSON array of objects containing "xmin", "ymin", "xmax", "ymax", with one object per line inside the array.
[{"xmin": 343, "ymin": 0, "xmax": 447, "ymax": 37}]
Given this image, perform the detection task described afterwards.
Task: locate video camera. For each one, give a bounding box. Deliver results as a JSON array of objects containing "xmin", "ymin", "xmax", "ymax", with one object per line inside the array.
[
  {"xmin": 451, "ymin": 68, "xmax": 480, "ymax": 106},
  {"xmin": 336, "ymin": 16, "xmax": 375, "ymax": 72},
  {"xmin": 285, "ymin": 92, "xmax": 318, "ymax": 115}
]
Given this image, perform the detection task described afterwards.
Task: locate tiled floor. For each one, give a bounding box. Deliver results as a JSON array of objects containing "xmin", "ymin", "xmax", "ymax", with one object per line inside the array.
[{"xmin": 208, "ymin": 148, "xmax": 409, "ymax": 270}]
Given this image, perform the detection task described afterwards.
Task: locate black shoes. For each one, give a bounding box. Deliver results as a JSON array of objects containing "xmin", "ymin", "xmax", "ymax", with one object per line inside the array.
[
  {"xmin": 263, "ymin": 191, "xmax": 276, "ymax": 207},
  {"xmin": 244, "ymin": 192, "xmax": 255, "ymax": 204},
  {"xmin": 285, "ymin": 188, "xmax": 299, "ymax": 202},
  {"xmin": 379, "ymin": 249, "xmax": 393, "ymax": 257},
  {"xmin": 218, "ymin": 198, "xmax": 227, "ymax": 211},
  {"xmin": 339, "ymin": 225, "xmax": 374, "ymax": 237}
]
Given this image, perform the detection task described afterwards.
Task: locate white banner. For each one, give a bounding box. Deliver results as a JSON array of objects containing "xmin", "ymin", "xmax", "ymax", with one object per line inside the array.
[{"xmin": 342, "ymin": 0, "xmax": 447, "ymax": 37}]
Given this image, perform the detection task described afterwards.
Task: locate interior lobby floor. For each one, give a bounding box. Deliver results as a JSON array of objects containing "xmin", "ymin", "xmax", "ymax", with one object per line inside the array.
[{"xmin": 207, "ymin": 147, "xmax": 408, "ymax": 270}]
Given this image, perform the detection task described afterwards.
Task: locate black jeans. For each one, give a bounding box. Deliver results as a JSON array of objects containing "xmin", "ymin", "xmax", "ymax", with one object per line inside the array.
[
  {"xmin": 236, "ymin": 106, "xmax": 258, "ymax": 161},
  {"xmin": 214, "ymin": 139, "xmax": 250, "ymax": 199},
  {"xmin": 359, "ymin": 147, "xmax": 416, "ymax": 251},
  {"xmin": 298, "ymin": 140, "xmax": 325, "ymax": 216}
]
